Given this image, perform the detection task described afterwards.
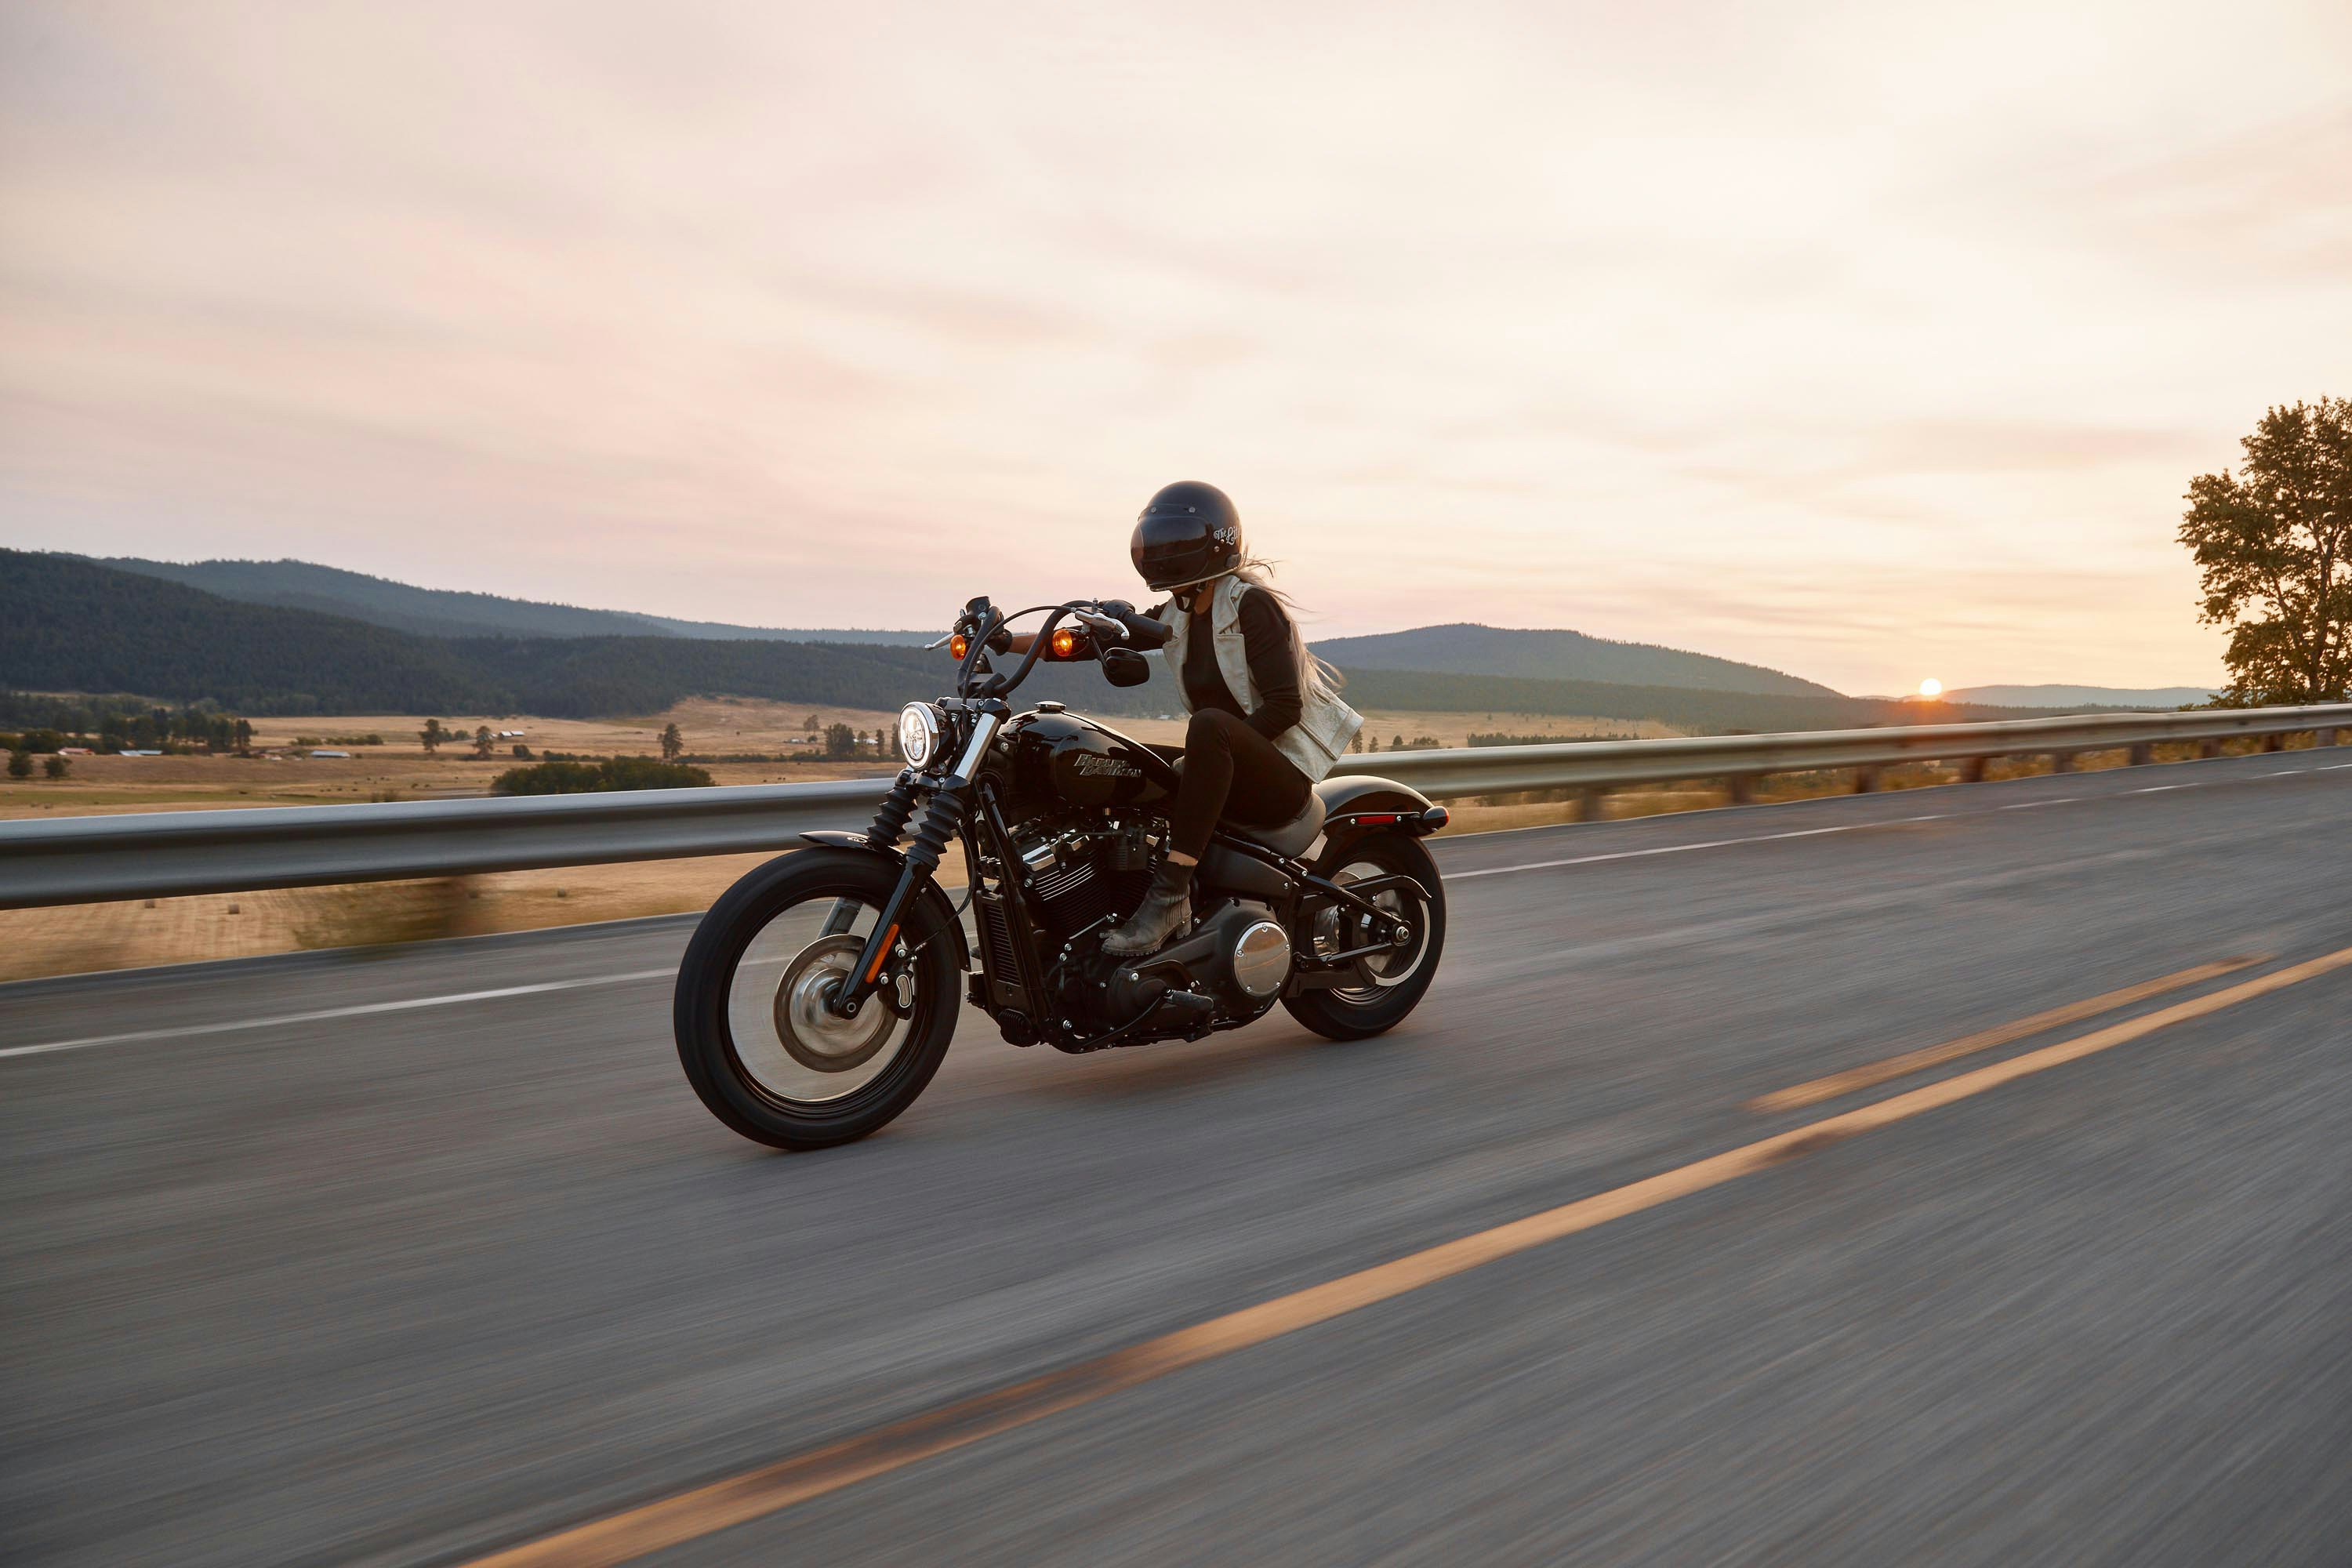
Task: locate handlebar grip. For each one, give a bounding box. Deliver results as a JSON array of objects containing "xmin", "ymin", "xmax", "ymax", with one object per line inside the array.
[{"xmin": 1120, "ymin": 611, "xmax": 1172, "ymax": 650}]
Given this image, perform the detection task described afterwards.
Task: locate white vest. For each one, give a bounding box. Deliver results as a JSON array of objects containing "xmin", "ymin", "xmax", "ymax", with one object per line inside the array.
[{"xmin": 1157, "ymin": 575, "xmax": 1363, "ymax": 782}]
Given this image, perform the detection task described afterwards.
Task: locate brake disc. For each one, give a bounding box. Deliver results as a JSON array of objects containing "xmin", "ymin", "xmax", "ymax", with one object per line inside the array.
[{"xmin": 771, "ymin": 934, "xmax": 908, "ymax": 1073}]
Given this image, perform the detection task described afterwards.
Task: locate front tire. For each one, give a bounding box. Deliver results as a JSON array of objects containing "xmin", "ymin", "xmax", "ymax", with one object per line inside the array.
[
  {"xmin": 1283, "ymin": 831, "xmax": 1446, "ymax": 1040},
  {"xmin": 673, "ymin": 848, "xmax": 960, "ymax": 1150}
]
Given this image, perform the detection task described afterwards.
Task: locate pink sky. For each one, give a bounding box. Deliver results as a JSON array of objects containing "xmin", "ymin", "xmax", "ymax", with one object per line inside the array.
[{"xmin": 3, "ymin": 2, "xmax": 2347, "ymax": 693}]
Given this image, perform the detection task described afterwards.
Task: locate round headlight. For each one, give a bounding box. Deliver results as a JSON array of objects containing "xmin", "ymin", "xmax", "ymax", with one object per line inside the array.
[{"xmin": 897, "ymin": 702, "xmax": 943, "ymax": 770}]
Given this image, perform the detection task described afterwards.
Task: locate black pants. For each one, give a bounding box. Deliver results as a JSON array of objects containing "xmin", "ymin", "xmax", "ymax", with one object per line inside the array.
[{"xmin": 1167, "ymin": 708, "xmax": 1311, "ymax": 859}]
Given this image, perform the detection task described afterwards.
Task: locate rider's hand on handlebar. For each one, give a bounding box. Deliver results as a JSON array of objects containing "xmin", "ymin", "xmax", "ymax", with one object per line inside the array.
[{"xmin": 1108, "ymin": 601, "xmax": 1171, "ymax": 649}]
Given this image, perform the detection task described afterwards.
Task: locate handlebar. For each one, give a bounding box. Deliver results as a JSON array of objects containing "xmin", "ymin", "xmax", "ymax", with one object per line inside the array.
[{"xmin": 948, "ymin": 597, "xmax": 1168, "ymax": 699}]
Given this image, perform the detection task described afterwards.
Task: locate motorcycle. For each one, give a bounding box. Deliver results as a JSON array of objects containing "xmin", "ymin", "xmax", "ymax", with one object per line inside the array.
[{"xmin": 673, "ymin": 593, "xmax": 1449, "ymax": 1149}]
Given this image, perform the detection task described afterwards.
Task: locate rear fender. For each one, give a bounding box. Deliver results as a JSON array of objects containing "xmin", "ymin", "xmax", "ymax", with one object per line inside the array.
[
  {"xmin": 797, "ymin": 832, "xmax": 971, "ymax": 971},
  {"xmin": 1310, "ymin": 776, "xmax": 1449, "ymax": 848}
]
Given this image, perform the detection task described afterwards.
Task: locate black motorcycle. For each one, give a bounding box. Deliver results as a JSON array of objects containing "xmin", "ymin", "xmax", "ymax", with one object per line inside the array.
[{"xmin": 673, "ymin": 594, "xmax": 1449, "ymax": 1149}]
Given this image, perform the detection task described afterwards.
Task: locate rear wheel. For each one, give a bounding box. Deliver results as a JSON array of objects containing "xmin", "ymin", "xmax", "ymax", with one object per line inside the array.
[
  {"xmin": 1283, "ymin": 832, "xmax": 1445, "ymax": 1040},
  {"xmin": 673, "ymin": 848, "xmax": 960, "ymax": 1150}
]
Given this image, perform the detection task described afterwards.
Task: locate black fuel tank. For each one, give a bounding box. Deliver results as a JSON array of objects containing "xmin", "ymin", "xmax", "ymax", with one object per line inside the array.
[{"xmin": 1004, "ymin": 710, "xmax": 1174, "ymax": 812}]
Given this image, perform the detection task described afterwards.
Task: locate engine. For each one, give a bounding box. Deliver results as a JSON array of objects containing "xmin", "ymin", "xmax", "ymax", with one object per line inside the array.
[
  {"xmin": 1012, "ymin": 817, "xmax": 1156, "ymax": 948},
  {"xmin": 987, "ymin": 814, "xmax": 1294, "ymax": 1044}
]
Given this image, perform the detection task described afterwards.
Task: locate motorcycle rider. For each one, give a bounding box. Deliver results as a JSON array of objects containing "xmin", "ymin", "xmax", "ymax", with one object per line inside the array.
[{"xmin": 1102, "ymin": 481, "xmax": 1364, "ymax": 954}]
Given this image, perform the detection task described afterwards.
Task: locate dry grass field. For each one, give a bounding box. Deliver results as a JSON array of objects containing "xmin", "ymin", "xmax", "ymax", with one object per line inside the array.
[{"xmin": 0, "ymin": 698, "xmax": 1668, "ymax": 826}]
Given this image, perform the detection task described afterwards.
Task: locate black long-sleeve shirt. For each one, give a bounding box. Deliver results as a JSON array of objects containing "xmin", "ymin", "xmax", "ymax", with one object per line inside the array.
[{"xmin": 1154, "ymin": 586, "xmax": 1303, "ymax": 742}]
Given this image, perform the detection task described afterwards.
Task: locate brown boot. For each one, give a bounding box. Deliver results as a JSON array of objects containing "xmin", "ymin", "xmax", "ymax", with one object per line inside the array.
[{"xmin": 1103, "ymin": 859, "xmax": 1193, "ymax": 955}]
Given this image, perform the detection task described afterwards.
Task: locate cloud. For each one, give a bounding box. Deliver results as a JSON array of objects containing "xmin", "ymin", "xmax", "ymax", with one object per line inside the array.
[{"xmin": 2, "ymin": 0, "xmax": 2340, "ymax": 692}]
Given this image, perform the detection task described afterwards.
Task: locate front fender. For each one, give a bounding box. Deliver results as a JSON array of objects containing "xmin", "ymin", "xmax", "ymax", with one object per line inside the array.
[{"xmin": 797, "ymin": 832, "xmax": 971, "ymax": 971}]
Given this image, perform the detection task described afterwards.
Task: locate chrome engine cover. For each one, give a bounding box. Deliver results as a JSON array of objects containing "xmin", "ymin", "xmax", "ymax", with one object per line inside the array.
[{"xmin": 1229, "ymin": 918, "xmax": 1292, "ymax": 1000}]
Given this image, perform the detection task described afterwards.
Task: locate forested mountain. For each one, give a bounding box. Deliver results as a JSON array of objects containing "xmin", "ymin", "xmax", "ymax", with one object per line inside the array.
[
  {"xmin": 4, "ymin": 552, "xmax": 1147, "ymax": 717},
  {"xmin": 9, "ymin": 550, "xmax": 2056, "ymax": 733},
  {"xmin": 86, "ymin": 558, "xmax": 1872, "ymax": 706},
  {"xmin": 9, "ymin": 551, "xmax": 514, "ymax": 713},
  {"xmin": 1310, "ymin": 622, "xmax": 1838, "ymax": 697},
  {"xmin": 89, "ymin": 556, "xmax": 933, "ymax": 644}
]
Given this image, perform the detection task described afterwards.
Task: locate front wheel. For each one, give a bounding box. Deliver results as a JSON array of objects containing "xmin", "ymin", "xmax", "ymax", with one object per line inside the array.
[
  {"xmin": 673, "ymin": 848, "xmax": 960, "ymax": 1150},
  {"xmin": 1283, "ymin": 831, "xmax": 1446, "ymax": 1040}
]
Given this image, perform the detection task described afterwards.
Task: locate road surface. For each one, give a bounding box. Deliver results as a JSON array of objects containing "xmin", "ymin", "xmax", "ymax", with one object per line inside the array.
[{"xmin": 5, "ymin": 747, "xmax": 2350, "ymax": 1566}]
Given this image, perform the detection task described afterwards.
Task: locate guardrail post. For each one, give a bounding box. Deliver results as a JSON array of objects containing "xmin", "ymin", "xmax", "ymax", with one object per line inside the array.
[
  {"xmin": 2128, "ymin": 742, "xmax": 2152, "ymax": 767},
  {"xmin": 1959, "ymin": 756, "xmax": 1988, "ymax": 784},
  {"xmin": 2322, "ymin": 728, "xmax": 2339, "ymax": 747},
  {"xmin": 2261, "ymin": 733, "xmax": 2284, "ymax": 753},
  {"xmin": 1577, "ymin": 786, "xmax": 1607, "ymax": 822},
  {"xmin": 2197, "ymin": 739, "xmax": 2221, "ymax": 760},
  {"xmin": 1726, "ymin": 775, "xmax": 1755, "ymax": 805},
  {"xmin": 1854, "ymin": 766, "xmax": 1881, "ymax": 793},
  {"xmin": 2053, "ymin": 751, "xmax": 2077, "ymax": 775}
]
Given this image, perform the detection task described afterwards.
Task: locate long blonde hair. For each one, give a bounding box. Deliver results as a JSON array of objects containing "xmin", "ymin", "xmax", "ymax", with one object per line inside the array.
[{"xmin": 1229, "ymin": 551, "xmax": 1347, "ymax": 706}]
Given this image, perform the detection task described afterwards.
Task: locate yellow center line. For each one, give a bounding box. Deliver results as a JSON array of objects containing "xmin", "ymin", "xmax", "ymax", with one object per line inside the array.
[
  {"xmin": 456, "ymin": 942, "xmax": 2352, "ymax": 1568},
  {"xmin": 1747, "ymin": 955, "xmax": 2267, "ymax": 1113}
]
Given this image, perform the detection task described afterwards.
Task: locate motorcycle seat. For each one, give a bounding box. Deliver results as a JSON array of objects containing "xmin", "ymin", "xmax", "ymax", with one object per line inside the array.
[{"xmin": 1226, "ymin": 789, "xmax": 1326, "ymax": 858}]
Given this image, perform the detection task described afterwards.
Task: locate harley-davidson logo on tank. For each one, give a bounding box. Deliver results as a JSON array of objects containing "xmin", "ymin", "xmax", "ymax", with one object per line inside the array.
[{"xmin": 1047, "ymin": 726, "xmax": 1157, "ymax": 807}]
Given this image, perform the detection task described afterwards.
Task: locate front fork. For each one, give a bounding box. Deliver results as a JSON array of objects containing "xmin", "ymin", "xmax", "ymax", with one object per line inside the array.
[{"xmin": 829, "ymin": 713, "xmax": 997, "ymax": 1018}]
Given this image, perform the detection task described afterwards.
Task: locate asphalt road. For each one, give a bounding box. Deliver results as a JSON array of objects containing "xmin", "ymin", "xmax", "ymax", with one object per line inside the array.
[{"xmin": 5, "ymin": 748, "xmax": 2350, "ymax": 1566}]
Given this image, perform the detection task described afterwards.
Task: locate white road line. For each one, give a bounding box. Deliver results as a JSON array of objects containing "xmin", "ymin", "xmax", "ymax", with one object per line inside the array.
[
  {"xmin": 2131, "ymin": 784, "xmax": 2190, "ymax": 793},
  {"xmin": 2000, "ymin": 797, "xmax": 2078, "ymax": 809},
  {"xmin": 1450, "ymin": 815, "xmax": 1947, "ymax": 880},
  {"xmin": 0, "ymin": 968, "xmax": 674, "ymax": 1062}
]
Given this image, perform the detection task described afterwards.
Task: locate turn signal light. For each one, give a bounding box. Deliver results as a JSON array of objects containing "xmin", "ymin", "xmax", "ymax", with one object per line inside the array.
[
  {"xmin": 949, "ymin": 633, "xmax": 969, "ymax": 660},
  {"xmin": 1050, "ymin": 627, "xmax": 1081, "ymax": 659}
]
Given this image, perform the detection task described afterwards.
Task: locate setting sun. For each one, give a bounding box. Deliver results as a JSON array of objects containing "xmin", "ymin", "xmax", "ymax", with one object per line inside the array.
[{"xmin": 1918, "ymin": 677, "xmax": 1944, "ymax": 698}]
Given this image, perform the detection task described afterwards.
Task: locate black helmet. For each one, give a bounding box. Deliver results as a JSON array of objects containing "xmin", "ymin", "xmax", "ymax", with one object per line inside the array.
[{"xmin": 1131, "ymin": 480, "xmax": 1240, "ymax": 592}]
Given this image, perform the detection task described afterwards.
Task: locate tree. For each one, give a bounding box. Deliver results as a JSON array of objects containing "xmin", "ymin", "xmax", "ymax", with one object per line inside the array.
[
  {"xmin": 802, "ymin": 713, "xmax": 821, "ymax": 733},
  {"xmin": 419, "ymin": 718, "xmax": 447, "ymax": 753},
  {"xmin": 2180, "ymin": 397, "xmax": 2351, "ymax": 704},
  {"xmin": 233, "ymin": 718, "xmax": 253, "ymax": 750},
  {"xmin": 6, "ymin": 749, "xmax": 30, "ymax": 779},
  {"xmin": 823, "ymin": 722, "xmax": 858, "ymax": 759},
  {"xmin": 660, "ymin": 722, "xmax": 684, "ymax": 762},
  {"xmin": 43, "ymin": 754, "xmax": 68, "ymax": 779},
  {"xmin": 473, "ymin": 724, "xmax": 495, "ymax": 759}
]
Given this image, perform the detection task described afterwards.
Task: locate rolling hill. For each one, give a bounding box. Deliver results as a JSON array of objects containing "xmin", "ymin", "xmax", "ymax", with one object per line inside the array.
[
  {"xmin": 90, "ymin": 559, "xmax": 1852, "ymax": 702},
  {"xmin": 1310, "ymin": 622, "xmax": 1838, "ymax": 697},
  {"xmin": 5, "ymin": 552, "xmax": 1143, "ymax": 717},
  {"xmin": 6, "ymin": 550, "xmax": 2058, "ymax": 736},
  {"xmin": 89, "ymin": 556, "xmax": 933, "ymax": 644}
]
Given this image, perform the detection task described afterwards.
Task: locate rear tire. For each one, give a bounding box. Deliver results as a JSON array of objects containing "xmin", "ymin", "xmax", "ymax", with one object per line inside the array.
[
  {"xmin": 1283, "ymin": 832, "xmax": 1446, "ymax": 1040},
  {"xmin": 673, "ymin": 848, "xmax": 960, "ymax": 1150}
]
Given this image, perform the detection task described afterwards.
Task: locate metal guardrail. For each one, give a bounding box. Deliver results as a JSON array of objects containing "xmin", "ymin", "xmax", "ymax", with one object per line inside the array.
[
  {"xmin": 2, "ymin": 704, "xmax": 2346, "ymax": 910},
  {"xmin": 1328, "ymin": 703, "xmax": 2352, "ymax": 797}
]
